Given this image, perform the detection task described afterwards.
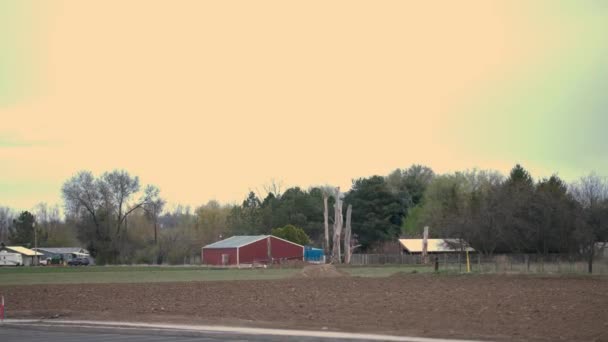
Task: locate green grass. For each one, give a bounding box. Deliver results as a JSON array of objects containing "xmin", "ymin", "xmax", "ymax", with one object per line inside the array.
[
  {"xmin": 2, "ymin": 263, "xmax": 600, "ymax": 285},
  {"xmin": 0, "ymin": 266, "xmax": 299, "ymax": 285},
  {"xmin": 0, "ymin": 265, "xmax": 431, "ymax": 285}
]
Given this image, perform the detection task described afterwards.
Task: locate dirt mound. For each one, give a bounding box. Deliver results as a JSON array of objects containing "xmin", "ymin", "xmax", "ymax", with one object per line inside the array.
[{"xmin": 293, "ymin": 264, "xmax": 350, "ymax": 278}]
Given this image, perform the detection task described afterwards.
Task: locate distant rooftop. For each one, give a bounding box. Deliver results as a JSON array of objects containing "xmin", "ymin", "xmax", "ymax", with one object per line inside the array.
[
  {"xmin": 35, "ymin": 247, "xmax": 88, "ymax": 254},
  {"xmin": 4, "ymin": 246, "xmax": 44, "ymax": 256},
  {"xmin": 399, "ymin": 239, "xmax": 475, "ymax": 253},
  {"xmin": 203, "ymin": 235, "xmax": 269, "ymax": 249}
]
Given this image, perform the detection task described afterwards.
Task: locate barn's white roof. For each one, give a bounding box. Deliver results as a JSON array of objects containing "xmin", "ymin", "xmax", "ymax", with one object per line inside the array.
[
  {"xmin": 203, "ymin": 235, "xmax": 269, "ymax": 249},
  {"xmin": 399, "ymin": 239, "xmax": 475, "ymax": 253},
  {"xmin": 203, "ymin": 235, "xmax": 305, "ymax": 249}
]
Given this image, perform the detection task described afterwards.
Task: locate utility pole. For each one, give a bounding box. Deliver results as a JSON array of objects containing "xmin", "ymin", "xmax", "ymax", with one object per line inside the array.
[
  {"xmin": 153, "ymin": 202, "xmax": 158, "ymax": 244},
  {"xmin": 33, "ymin": 221, "xmax": 38, "ymax": 266}
]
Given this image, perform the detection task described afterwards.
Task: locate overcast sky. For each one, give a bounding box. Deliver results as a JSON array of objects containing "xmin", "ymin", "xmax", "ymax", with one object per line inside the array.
[{"xmin": 1, "ymin": 1, "xmax": 607, "ymax": 211}]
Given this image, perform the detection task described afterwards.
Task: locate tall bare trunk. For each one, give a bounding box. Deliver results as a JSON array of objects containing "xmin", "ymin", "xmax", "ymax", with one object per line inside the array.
[
  {"xmin": 344, "ymin": 204, "xmax": 352, "ymax": 264},
  {"xmin": 422, "ymin": 226, "xmax": 429, "ymax": 264},
  {"xmin": 331, "ymin": 187, "xmax": 343, "ymax": 264},
  {"xmin": 323, "ymin": 195, "xmax": 329, "ymax": 255}
]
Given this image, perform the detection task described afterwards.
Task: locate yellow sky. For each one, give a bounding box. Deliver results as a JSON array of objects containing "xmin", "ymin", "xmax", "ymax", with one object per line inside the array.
[{"xmin": 0, "ymin": 1, "xmax": 583, "ymax": 209}]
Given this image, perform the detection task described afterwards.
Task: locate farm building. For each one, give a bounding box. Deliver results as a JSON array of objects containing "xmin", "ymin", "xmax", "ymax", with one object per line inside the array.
[
  {"xmin": 202, "ymin": 235, "xmax": 304, "ymax": 266},
  {"xmin": 0, "ymin": 249, "xmax": 22, "ymax": 266},
  {"xmin": 304, "ymin": 246, "xmax": 325, "ymax": 264},
  {"xmin": 0, "ymin": 245, "xmax": 43, "ymax": 266},
  {"xmin": 34, "ymin": 247, "xmax": 90, "ymax": 262},
  {"xmin": 399, "ymin": 239, "xmax": 475, "ymax": 254}
]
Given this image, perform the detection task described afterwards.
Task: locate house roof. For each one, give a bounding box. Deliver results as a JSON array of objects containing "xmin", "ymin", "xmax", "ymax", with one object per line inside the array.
[
  {"xmin": 5, "ymin": 246, "xmax": 44, "ymax": 256},
  {"xmin": 203, "ymin": 235, "xmax": 269, "ymax": 249},
  {"xmin": 35, "ymin": 247, "xmax": 88, "ymax": 255},
  {"xmin": 399, "ymin": 239, "xmax": 475, "ymax": 253}
]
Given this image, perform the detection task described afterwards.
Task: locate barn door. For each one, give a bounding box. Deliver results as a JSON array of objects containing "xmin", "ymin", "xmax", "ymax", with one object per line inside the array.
[{"xmin": 221, "ymin": 254, "xmax": 230, "ymax": 266}]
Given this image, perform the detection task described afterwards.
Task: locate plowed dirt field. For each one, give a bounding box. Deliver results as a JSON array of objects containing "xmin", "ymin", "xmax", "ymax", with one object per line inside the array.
[{"xmin": 1, "ymin": 274, "xmax": 607, "ymax": 341}]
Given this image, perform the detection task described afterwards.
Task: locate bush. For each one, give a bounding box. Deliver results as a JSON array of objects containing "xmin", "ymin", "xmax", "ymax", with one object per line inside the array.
[{"xmin": 271, "ymin": 224, "xmax": 311, "ymax": 245}]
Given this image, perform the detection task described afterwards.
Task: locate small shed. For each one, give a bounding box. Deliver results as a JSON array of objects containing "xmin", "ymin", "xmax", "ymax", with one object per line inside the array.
[
  {"xmin": 304, "ymin": 246, "xmax": 325, "ymax": 264},
  {"xmin": 202, "ymin": 235, "xmax": 304, "ymax": 266},
  {"xmin": 399, "ymin": 239, "xmax": 475, "ymax": 254},
  {"xmin": 0, "ymin": 246, "xmax": 44, "ymax": 266}
]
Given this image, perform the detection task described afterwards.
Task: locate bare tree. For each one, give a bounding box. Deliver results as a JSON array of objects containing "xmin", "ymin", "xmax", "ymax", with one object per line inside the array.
[
  {"xmin": 343, "ymin": 204, "xmax": 352, "ymax": 264},
  {"xmin": 570, "ymin": 173, "xmax": 608, "ymax": 273},
  {"xmin": 62, "ymin": 170, "xmax": 163, "ymax": 263},
  {"xmin": 101, "ymin": 170, "xmax": 145, "ymax": 237},
  {"xmin": 143, "ymin": 186, "xmax": 166, "ymax": 244},
  {"xmin": 319, "ymin": 185, "xmax": 335, "ymax": 256},
  {"xmin": 331, "ymin": 187, "xmax": 343, "ymax": 263},
  {"xmin": 256, "ymin": 178, "xmax": 285, "ymax": 200},
  {"xmin": 571, "ymin": 173, "xmax": 608, "ymax": 208},
  {"xmin": 0, "ymin": 206, "xmax": 14, "ymax": 243},
  {"xmin": 62, "ymin": 171, "xmax": 104, "ymax": 237}
]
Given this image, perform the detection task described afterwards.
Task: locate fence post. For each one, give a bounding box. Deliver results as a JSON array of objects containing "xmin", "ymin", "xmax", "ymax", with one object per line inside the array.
[
  {"xmin": 458, "ymin": 253, "xmax": 462, "ymax": 273},
  {"xmin": 477, "ymin": 253, "xmax": 481, "ymax": 273},
  {"xmin": 540, "ymin": 255, "xmax": 544, "ymax": 273}
]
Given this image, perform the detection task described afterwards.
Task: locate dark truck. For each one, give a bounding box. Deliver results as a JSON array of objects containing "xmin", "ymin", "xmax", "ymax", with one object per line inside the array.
[{"xmin": 67, "ymin": 257, "xmax": 90, "ymax": 266}]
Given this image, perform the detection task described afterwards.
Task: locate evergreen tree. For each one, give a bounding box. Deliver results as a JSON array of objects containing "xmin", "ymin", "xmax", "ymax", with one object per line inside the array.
[{"xmin": 9, "ymin": 211, "xmax": 37, "ymax": 246}]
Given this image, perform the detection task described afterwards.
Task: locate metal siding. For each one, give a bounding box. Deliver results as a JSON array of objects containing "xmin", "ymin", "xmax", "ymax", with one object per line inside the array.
[
  {"xmin": 204, "ymin": 237, "xmax": 305, "ymax": 265},
  {"xmin": 202, "ymin": 247, "xmax": 237, "ymax": 265},
  {"xmin": 269, "ymin": 236, "xmax": 304, "ymax": 261},
  {"xmin": 238, "ymin": 238, "xmax": 269, "ymax": 264}
]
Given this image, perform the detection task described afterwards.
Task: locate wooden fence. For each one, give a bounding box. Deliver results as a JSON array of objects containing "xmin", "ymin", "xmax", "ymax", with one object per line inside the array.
[{"xmin": 350, "ymin": 253, "xmax": 608, "ymax": 274}]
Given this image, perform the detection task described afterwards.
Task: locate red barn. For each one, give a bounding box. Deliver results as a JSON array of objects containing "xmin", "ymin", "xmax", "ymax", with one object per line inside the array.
[{"xmin": 201, "ymin": 235, "xmax": 304, "ymax": 266}]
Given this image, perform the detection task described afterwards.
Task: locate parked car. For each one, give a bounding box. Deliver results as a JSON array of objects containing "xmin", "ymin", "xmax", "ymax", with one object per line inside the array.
[
  {"xmin": 50, "ymin": 255, "xmax": 64, "ymax": 265},
  {"xmin": 39, "ymin": 258, "xmax": 50, "ymax": 266},
  {"xmin": 67, "ymin": 257, "xmax": 90, "ymax": 266}
]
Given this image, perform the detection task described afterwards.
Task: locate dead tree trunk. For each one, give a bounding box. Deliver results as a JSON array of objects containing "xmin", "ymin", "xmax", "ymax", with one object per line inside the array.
[
  {"xmin": 323, "ymin": 194, "xmax": 329, "ymax": 256},
  {"xmin": 422, "ymin": 226, "xmax": 429, "ymax": 264},
  {"xmin": 331, "ymin": 187, "xmax": 343, "ymax": 264},
  {"xmin": 343, "ymin": 204, "xmax": 352, "ymax": 264}
]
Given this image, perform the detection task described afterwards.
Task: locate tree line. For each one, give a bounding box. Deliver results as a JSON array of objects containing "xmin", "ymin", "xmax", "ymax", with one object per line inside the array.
[
  {"xmin": 1, "ymin": 165, "xmax": 606, "ymax": 271},
  {"xmin": 404, "ymin": 165, "xmax": 607, "ymax": 272}
]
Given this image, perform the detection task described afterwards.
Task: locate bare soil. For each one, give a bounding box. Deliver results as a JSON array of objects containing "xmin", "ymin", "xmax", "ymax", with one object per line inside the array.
[{"xmin": 1, "ymin": 274, "xmax": 607, "ymax": 341}]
